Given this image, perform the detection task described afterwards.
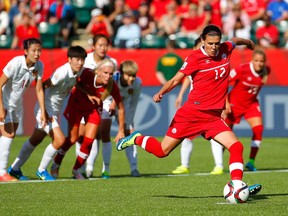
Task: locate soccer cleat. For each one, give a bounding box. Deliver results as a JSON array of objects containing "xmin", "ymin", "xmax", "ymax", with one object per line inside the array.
[
  {"xmin": 172, "ymin": 165, "xmax": 190, "ymax": 174},
  {"xmin": 72, "ymin": 169, "xmax": 86, "ymax": 180},
  {"xmin": 116, "ymin": 131, "xmax": 141, "ymax": 151},
  {"xmin": 50, "ymin": 162, "xmax": 60, "ymax": 178},
  {"xmin": 86, "ymin": 169, "xmax": 93, "ymax": 178},
  {"xmin": 36, "ymin": 170, "xmax": 56, "ymax": 181},
  {"xmin": 8, "ymin": 166, "xmax": 29, "ymax": 180},
  {"xmin": 245, "ymin": 161, "xmax": 257, "ymax": 171},
  {"xmin": 210, "ymin": 166, "xmax": 224, "ymax": 175},
  {"xmin": 131, "ymin": 169, "xmax": 140, "ymax": 177},
  {"xmin": 0, "ymin": 173, "xmax": 18, "ymax": 182},
  {"xmin": 102, "ymin": 171, "xmax": 110, "ymax": 179},
  {"xmin": 249, "ymin": 184, "xmax": 262, "ymax": 196}
]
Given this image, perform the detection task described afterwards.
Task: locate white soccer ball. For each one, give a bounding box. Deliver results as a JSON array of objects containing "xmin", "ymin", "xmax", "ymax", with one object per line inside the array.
[{"xmin": 223, "ymin": 180, "xmax": 249, "ymax": 204}]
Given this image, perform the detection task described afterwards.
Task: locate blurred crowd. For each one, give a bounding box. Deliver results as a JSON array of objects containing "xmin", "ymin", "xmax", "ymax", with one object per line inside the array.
[{"xmin": 0, "ymin": 0, "xmax": 288, "ymax": 49}]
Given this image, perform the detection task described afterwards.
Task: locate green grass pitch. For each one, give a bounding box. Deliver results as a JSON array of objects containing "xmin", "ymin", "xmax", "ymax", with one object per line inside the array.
[{"xmin": 0, "ymin": 136, "xmax": 287, "ymax": 215}]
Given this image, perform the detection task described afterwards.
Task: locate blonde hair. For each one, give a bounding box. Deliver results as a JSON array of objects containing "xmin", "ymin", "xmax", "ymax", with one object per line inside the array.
[
  {"xmin": 95, "ymin": 58, "xmax": 116, "ymax": 100},
  {"xmin": 119, "ymin": 60, "xmax": 138, "ymax": 76}
]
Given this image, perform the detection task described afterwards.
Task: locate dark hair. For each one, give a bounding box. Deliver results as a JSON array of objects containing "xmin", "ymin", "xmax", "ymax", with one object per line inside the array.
[
  {"xmin": 67, "ymin": 45, "xmax": 87, "ymax": 59},
  {"xmin": 194, "ymin": 37, "xmax": 201, "ymax": 47},
  {"xmin": 92, "ymin": 34, "xmax": 110, "ymax": 45},
  {"xmin": 23, "ymin": 38, "xmax": 42, "ymax": 49},
  {"xmin": 201, "ymin": 25, "xmax": 222, "ymax": 40}
]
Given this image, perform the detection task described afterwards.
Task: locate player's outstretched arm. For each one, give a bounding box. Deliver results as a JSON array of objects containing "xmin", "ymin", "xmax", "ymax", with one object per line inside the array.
[
  {"xmin": 153, "ymin": 72, "xmax": 185, "ymax": 103},
  {"xmin": 231, "ymin": 38, "xmax": 255, "ymax": 50}
]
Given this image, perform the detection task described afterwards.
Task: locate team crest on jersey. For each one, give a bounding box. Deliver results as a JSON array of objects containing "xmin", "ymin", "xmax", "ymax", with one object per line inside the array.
[
  {"xmin": 247, "ymin": 76, "xmax": 252, "ymax": 81},
  {"xmin": 180, "ymin": 62, "xmax": 188, "ymax": 70},
  {"xmin": 221, "ymin": 53, "xmax": 227, "ymax": 59},
  {"xmin": 172, "ymin": 128, "xmax": 177, "ymax": 134},
  {"xmin": 128, "ymin": 88, "xmax": 134, "ymax": 94}
]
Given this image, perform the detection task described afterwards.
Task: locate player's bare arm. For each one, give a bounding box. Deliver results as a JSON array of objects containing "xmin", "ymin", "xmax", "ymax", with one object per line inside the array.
[
  {"xmin": 231, "ymin": 38, "xmax": 255, "ymax": 50},
  {"xmin": 114, "ymin": 101, "xmax": 125, "ymax": 143},
  {"xmin": 0, "ymin": 74, "xmax": 8, "ymax": 123},
  {"xmin": 153, "ymin": 72, "xmax": 185, "ymax": 103},
  {"xmin": 35, "ymin": 79, "xmax": 47, "ymax": 127}
]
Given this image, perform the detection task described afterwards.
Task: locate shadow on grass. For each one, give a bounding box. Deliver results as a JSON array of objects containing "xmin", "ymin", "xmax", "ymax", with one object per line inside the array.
[{"xmin": 153, "ymin": 193, "xmax": 288, "ymax": 200}]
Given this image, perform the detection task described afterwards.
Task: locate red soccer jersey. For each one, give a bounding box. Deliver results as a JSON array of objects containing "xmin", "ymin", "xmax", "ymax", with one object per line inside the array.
[
  {"xmin": 68, "ymin": 69, "xmax": 122, "ymax": 114},
  {"xmin": 228, "ymin": 62, "xmax": 270, "ymax": 109},
  {"xmin": 179, "ymin": 41, "xmax": 235, "ymax": 110}
]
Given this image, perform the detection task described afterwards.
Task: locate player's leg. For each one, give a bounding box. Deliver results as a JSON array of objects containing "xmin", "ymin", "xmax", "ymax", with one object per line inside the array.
[
  {"xmin": 37, "ymin": 119, "xmax": 65, "ymax": 180},
  {"xmin": 73, "ymin": 113, "xmax": 100, "ymax": 179},
  {"xmin": 245, "ymin": 116, "xmax": 263, "ymax": 171},
  {"xmin": 210, "ymin": 139, "xmax": 224, "ymax": 175},
  {"xmin": 125, "ymin": 145, "xmax": 140, "ymax": 177},
  {"xmin": 0, "ymin": 110, "xmax": 20, "ymax": 181},
  {"xmin": 9, "ymin": 127, "xmax": 46, "ymax": 180},
  {"xmin": 214, "ymin": 131, "xmax": 243, "ymax": 180},
  {"xmin": 172, "ymin": 138, "xmax": 193, "ymax": 174}
]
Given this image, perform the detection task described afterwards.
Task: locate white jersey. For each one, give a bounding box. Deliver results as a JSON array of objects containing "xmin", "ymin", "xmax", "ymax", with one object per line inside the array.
[
  {"xmin": 113, "ymin": 72, "xmax": 142, "ymax": 128},
  {"xmin": 2, "ymin": 55, "xmax": 43, "ymax": 109},
  {"xmin": 84, "ymin": 52, "xmax": 118, "ymax": 119},
  {"xmin": 35, "ymin": 62, "xmax": 84, "ymax": 116},
  {"xmin": 84, "ymin": 52, "xmax": 118, "ymax": 70}
]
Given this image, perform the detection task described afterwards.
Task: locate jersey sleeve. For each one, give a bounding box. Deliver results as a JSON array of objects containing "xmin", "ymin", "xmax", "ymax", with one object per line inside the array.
[
  {"xmin": 3, "ymin": 57, "xmax": 18, "ymax": 78},
  {"xmin": 178, "ymin": 54, "xmax": 198, "ymax": 76},
  {"xmin": 50, "ymin": 67, "xmax": 66, "ymax": 86}
]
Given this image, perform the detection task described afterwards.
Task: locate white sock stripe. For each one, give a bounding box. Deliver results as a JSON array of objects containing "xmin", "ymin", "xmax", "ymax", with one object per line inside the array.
[
  {"xmin": 78, "ymin": 151, "xmax": 88, "ymax": 159},
  {"xmin": 229, "ymin": 162, "xmax": 243, "ymax": 172},
  {"xmin": 141, "ymin": 136, "xmax": 150, "ymax": 150},
  {"xmin": 251, "ymin": 140, "xmax": 261, "ymax": 148}
]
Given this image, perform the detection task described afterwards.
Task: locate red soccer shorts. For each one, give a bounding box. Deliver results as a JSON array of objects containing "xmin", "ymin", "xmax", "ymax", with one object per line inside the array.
[
  {"xmin": 166, "ymin": 108, "xmax": 232, "ymax": 141},
  {"xmin": 225, "ymin": 102, "xmax": 262, "ymax": 124},
  {"xmin": 64, "ymin": 104, "xmax": 101, "ymax": 127}
]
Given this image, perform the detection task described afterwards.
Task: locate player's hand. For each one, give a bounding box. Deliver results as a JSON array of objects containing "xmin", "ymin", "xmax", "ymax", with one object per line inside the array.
[
  {"xmin": 109, "ymin": 109, "xmax": 116, "ymax": 116},
  {"xmin": 0, "ymin": 108, "xmax": 6, "ymax": 125},
  {"xmin": 247, "ymin": 40, "xmax": 255, "ymax": 50},
  {"xmin": 175, "ymin": 97, "xmax": 182, "ymax": 109},
  {"xmin": 88, "ymin": 95, "xmax": 101, "ymax": 105},
  {"xmin": 40, "ymin": 114, "xmax": 47, "ymax": 128},
  {"xmin": 114, "ymin": 131, "xmax": 125, "ymax": 144},
  {"xmin": 153, "ymin": 93, "xmax": 163, "ymax": 103}
]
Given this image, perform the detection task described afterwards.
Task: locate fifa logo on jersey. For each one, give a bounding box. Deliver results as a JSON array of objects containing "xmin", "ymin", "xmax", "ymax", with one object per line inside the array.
[{"xmin": 222, "ymin": 53, "xmax": 227, "ymax": 59}]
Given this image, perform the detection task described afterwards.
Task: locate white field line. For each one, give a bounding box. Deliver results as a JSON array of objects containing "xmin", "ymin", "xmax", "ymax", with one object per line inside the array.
[{"xmin": 1, "ymin": 168, "xmax": 288, "ymax": 184}]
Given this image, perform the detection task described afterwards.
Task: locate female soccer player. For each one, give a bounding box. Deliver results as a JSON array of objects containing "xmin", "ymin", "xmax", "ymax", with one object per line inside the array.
[
  {"xmin": 117, "ymin": 25, "xmax": 261, "ymax": 195},
  {"xmin": 74, "ymin": 34, "xmax": 119, "ymax": 179},
  {"xmin": 0, "ymin": 38, "xmax": 47, "ymax": 182},
  {"xmin": 52, "ymin": 58, "xmax": 125, "ymax": 179},
  {"xmin": 8, "ymin": 45, "xmax": 87, "ymax": 181},
  {"xmin": 210, "ymin": 49, "xmax": 270, "ymax": 172}
]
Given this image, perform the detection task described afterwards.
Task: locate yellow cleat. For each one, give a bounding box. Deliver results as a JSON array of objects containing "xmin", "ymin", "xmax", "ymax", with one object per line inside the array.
[
  {"xmin": 172, "ymin": 165, "xmax": 190, "ymax": 174},
  {"xmin": 210, "ymin": 166, "xmax": 224, "ymax": 175}
]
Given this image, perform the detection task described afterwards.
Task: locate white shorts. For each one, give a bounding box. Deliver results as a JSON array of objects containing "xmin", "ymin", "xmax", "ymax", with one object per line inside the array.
[
  {"xmin": 35, "ymin": 109, "xmax": 60, "ymax": 134},
  {"xmin": 5, "ymin": 105, "xmax": 23, "ymax": 123},
  {"xmin": 102, "ymin": 96, "xmax": 113, "ymax": 120}
]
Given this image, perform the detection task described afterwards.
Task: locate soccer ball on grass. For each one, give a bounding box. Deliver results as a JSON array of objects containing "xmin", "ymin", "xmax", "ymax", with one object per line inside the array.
[{"xmin": 223, "ymin": 180, "xmax": 249, "ymax": 204}]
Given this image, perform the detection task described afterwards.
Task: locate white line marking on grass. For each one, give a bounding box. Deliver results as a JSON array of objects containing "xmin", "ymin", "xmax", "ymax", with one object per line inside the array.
[{"xmin": 1, "ymin": 168, "xmax": 287, "ymax": 184}]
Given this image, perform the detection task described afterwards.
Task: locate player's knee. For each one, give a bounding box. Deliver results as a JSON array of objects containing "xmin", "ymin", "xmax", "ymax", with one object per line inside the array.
[{"xmin": 77, "ymin": 135, "xmax": 84, "ymax": 144}]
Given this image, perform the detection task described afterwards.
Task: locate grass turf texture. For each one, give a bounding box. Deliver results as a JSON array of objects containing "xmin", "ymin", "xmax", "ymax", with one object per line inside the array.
[{"xmin": 0, "ymin": 137, "xmax": 287, "ymax": 215}]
